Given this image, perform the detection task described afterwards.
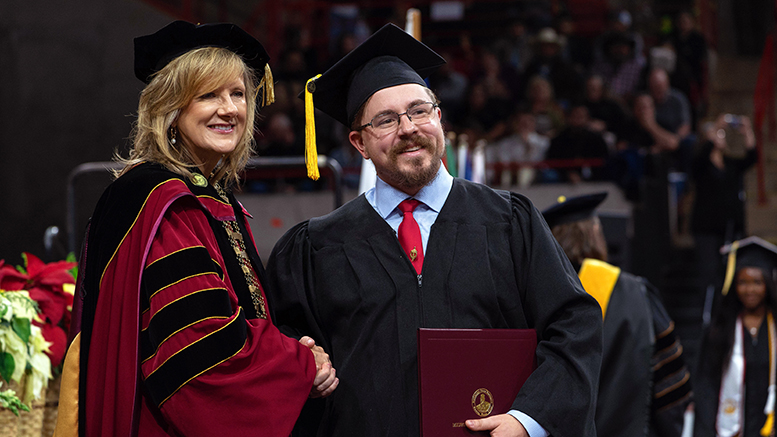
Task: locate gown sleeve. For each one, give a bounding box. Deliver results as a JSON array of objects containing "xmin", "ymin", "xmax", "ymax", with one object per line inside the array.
[
  {"xmin": 139, "ymin": 197, "xmax": 316, "ymax": 437},
  {"xmin": 507, "ymin": 193, "xmax": 603, "ymax": 437},
  {"xmin": 642, "ymin": 278, "xmax": 692, "ymax": 437},
  {"xmin": 265, "ymin": 221, "xmax": 329, "ymax": 348}
]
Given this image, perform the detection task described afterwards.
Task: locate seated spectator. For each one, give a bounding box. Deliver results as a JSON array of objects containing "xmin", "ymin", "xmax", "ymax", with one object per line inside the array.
[
  {"xmin": 583, "ymin": 74, "xmax": 628, "ymax": 144},
  {"xmin": 487, "ymin": 111, "xmax": 550, "ymax": 187},
  {"xmin": 556, "ymin": 13, "xmax": 593, "ymax": 71},
  {"xmin": 648, "ymin": 67, "xmax": 695, "ymax": 172},
  {"xmin": 257, "ymin": 112, "xmax": 303, "ymax": 157},
  {"xmin": 612, "ymin": 92, "xmax": 689, "ymax": 199},
  {"xmin": 459, "ymin": 82, "xmax": 512, "ymax": 143},
  {"xmin": 328, "ymin": 143, "xmax": 364, "ymax": 190},
  {"xmin": 428, "ymin": 51, "xmax": 469, "ymax": 128},
  {"xmin": 276, "ymin": 47, "xmax": 310, "ymax": 82},
  {"xmin": 593, "ymin": 9, "xmax": 645, "ymax": 65},
  {"xmin": 544, "ymin": 104, "xmax": 610, "ymax": 183},
  {"xmin": 475, "ymin": 49, "xmax": 521, "ymax": 103},
  {"xmin": 591, "ymin": 31, "xmax": 646, "ymax": 101},
  {"xmin": 524, "ymin": 75, "xmax": 566, "ymax": 137},
  {"xmin": 492, "ymin": 18, "xmax": 533, "ymax": 74},
  {"xmin": 448, "ymin": 32, "xmax": 479, "ymax": 82},
  {"xmin": 522, "ymin": 27, "xmax": 583, "ymax": 106}
]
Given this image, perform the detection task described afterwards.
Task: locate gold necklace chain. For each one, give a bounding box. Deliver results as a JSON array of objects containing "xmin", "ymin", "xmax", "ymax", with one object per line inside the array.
[{"xmin": 215, "ymin": 184, "xmax": 267, "ymax": 319}]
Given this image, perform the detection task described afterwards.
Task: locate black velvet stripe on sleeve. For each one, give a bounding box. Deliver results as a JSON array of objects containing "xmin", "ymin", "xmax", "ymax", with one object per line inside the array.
[
  {"xmin": 652, "ymin": 348, "xmax": 684, "ymax": 382},
  {"xmin": 144, "ymin": 308, "xmax": 248, "ymax": 408},
  {"xmin": 142, "ymin": 246, "xmax": 222, "ymax": 299},
  {"xmin": 653, "ymin": 375, "xmax": 692, "ymax": 411},
  {"xmin": 140, "ymin": 287, "xmax": 234, "ymax": 362},
  {"xmin": 654, "ymin": 324, "xmax": 677, "ymax": 352}
]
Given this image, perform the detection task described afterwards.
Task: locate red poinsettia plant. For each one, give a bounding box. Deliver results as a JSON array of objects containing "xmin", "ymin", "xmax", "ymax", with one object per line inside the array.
[{"xmin": 0, "ymin": 253, "xmax": 77, "ymax": 368}]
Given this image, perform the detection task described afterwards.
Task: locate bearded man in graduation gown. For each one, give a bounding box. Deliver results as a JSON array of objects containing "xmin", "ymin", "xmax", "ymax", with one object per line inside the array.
[
  {"xmin": 266, "ymin": 23, "xmax": 602, "ymax": 437},
  {"xmin": 542, "ymin": 193, "xmax": 692, "ymax": 437}
]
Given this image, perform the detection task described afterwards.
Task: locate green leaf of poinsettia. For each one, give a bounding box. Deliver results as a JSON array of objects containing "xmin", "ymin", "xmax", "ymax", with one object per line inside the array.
[
  {"xmin": 11, "ymin": 318, "xmax": 30, "ymax": 344},
  {"xmin": 66, "ymin": 252, "xmax": 78, "ymax": 280},
  {"xmin": 0, "ymin": 353, "xmax": 15, "ymax": 383},
  {"xmin": 15, "ymin": 253, "xmax": 28, "ymax": 275}
]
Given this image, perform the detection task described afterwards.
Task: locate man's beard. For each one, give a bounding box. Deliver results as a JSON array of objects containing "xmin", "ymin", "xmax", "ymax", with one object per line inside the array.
[{"xmin": 382, "ymin": 134, "xmax": 443, "ymax": 192}]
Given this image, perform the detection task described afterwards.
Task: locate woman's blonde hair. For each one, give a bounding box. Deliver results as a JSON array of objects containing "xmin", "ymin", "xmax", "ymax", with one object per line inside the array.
[{"xmin": 117, "ymin": 46, "xmax": 258, "ymax": 187}]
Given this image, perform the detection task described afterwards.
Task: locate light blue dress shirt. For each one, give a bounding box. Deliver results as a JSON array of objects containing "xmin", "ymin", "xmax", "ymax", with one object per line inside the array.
[{"xmin": 364, "ymin": 163, "xmax": 549, "ymax": 437}]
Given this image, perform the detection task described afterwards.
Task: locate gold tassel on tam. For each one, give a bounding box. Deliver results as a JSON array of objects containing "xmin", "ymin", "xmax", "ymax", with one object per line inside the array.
[
  {"xmin": 304, "ymin": 74, "xmax": 322, "ymax": 180},
  {"xmin": 722, "ymin": 241, "xmax": 740, "ymax": 296},
  {"xmin": 257, "ymin": 64, "xmax": 275, "ymax": 107}
]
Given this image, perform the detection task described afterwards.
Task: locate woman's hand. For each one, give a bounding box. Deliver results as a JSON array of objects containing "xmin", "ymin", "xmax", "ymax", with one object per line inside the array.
[{"xmin": 300, "ymin": 336, "xmax": 339, "ymax": 398}]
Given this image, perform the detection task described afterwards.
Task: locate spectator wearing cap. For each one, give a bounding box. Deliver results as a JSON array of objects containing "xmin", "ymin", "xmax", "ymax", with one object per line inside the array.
[
  {"xmin": 593, "ymin": 9, "xmax": 645, "ymax": 66},
  {"xmin": 591, "ymin": 30, "xmax": 646, "ymax": 101},
  {"xmin": 522, "ymin": 27, "xmax": 584, "ymax": 107}
]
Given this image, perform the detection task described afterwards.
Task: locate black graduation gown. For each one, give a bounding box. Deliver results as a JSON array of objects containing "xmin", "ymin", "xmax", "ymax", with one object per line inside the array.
[
  {"xmin": 694, "ymin": 317, "xmax": 771, "ymax": 437},
  {"xmin": 595, "ymin": 270, "xmax": 654, "ymax": 437},
  {"xmin": 593, "ymin": 268, "xmax": 691, "ymax": 437},
  {"xmin": 266, "ymin": 178, "xmax": 602, "ymax": 437}
]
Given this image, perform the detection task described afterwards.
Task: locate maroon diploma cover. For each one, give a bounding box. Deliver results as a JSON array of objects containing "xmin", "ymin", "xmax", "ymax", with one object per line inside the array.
[{"xmin": 417, "ymin": 328, "xmax": 537, "ymax": 436}]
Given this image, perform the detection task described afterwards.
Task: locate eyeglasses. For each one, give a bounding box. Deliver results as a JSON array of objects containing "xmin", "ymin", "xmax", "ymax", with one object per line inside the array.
[{"xmin": 356, "ymin": 102, "xmax": 439, "ymax": 132}]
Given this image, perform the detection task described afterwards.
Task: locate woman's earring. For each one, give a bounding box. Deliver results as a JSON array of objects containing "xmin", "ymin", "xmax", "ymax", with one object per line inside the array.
[{"xmin": 169, "ymin": 127, "xmax": 177, "ymax": 145}]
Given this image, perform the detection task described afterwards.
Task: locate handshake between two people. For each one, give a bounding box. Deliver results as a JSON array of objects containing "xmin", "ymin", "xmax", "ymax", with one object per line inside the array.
[{"xmin": 300, "ymin": 336, "xmax": 339, "ymax": 398}]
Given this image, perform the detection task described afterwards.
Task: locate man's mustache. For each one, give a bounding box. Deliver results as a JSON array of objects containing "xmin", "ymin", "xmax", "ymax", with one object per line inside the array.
[{"xmin": 389, "ymin": 135, "xmax": 436, "ymax": 159}]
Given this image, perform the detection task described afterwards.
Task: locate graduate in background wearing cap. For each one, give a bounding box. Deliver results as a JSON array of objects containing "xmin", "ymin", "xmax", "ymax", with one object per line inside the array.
[
  {"xmin": 266, "ymin": 23, "xmax": 602, "ymax": 437},
  {"xmin": 542, "ymin": 193, "xmax": 692, "ymax": 437},
  {"xmin": 694, "ymin": 236, "xmax": 777, "ymax": 437},
  {"xmin": 53, "ymin": 21, "xmax": 338, "ymax": 437}
]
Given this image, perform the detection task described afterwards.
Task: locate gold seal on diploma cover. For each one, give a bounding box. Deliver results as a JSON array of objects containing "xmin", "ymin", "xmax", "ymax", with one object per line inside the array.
[{"xmin": 471, "ymin": 388, "xmax": 494, "ymax": 417}]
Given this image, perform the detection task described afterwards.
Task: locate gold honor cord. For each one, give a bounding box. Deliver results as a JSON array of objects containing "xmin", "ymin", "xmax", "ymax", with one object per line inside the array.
[
  {"xmin": 722, "ymin": 240, "xmax": 740, "ymax": 296},
  {"xmin": 304, "ymin": 74, "xmax": 322, "ymax": 180},
  {"xmin": 761, "ymin": 312, "xmax": 775, "ymax": 436}
]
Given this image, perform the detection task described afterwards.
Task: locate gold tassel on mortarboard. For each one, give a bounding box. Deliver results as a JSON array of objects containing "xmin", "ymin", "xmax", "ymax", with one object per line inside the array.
[
  {"xmin": 304, "ymin": 74, "xmax": 321, "ymax": 181},
  {"xmin": 257, "ymin": 64, "xmax": 275, "ymax": 107},
  {"xmin": 722, "ymin": 240, "xmax": 740, "ymax": 296}
]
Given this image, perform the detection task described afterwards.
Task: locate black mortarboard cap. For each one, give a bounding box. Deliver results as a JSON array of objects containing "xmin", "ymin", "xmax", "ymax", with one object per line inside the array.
[
  {"xmin": 305, "ymin": 23, "xmax": 446, "ymax": 127},
  {"xmin": 541, "ymin": 192, "xmax": 608, "ymax": 229},
  {"xmin": 134, "ymin": 21, "xmax": 270, "ymax": 84},
  {"xmin": 720, "ymin": 236, "xmax": 777, "ymax": 294}
]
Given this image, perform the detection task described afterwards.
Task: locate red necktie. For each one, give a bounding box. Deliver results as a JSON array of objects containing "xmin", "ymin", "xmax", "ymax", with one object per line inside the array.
[{"xmin": 397, "ymin": 199, "xmax": 424, "ymax": 274}]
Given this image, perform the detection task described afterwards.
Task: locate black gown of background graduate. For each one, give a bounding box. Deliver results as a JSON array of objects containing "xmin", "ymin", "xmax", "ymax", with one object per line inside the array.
[
  {"xmin": 266, "ymin": 178, "xmax": 602, "ymax": 437},
  {"xmin": 581, "ymin": 261, "xmax": 691, "ymax": 437},
  {"xmin": 694, "ymin": 321, "xmax": 771, "ymax": 437}
]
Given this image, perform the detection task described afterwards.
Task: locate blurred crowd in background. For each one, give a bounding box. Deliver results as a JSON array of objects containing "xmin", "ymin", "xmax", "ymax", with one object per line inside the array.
[{"xmin": 252, "ymin": 5, "xmax": 730, "ymax": 203}]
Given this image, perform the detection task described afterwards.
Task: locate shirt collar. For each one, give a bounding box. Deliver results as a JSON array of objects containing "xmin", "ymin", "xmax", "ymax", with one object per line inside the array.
[{"xmin": 373, "ymin": 163, "xmax": 453, "ymax": 219}]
